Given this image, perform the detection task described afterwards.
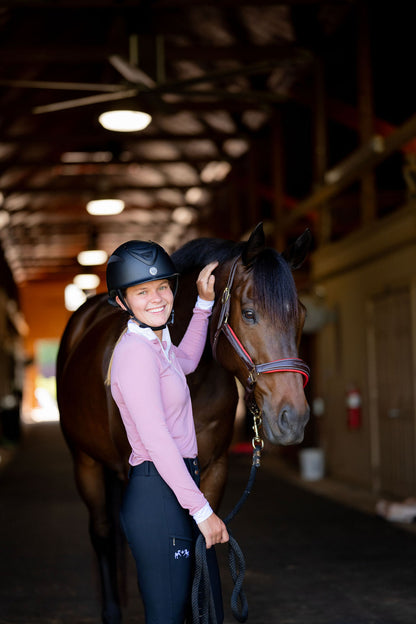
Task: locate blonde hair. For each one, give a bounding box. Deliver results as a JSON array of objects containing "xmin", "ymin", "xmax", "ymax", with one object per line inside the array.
[{"xmin": 105, "ymin": 327, "xmax": 128, "ymax": 386}]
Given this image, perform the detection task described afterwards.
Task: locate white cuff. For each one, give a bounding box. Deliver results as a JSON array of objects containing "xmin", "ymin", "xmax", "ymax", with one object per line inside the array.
[
  {"xmin": 193, "ymin": 502, "xmax": 213, "ymax": 524},
  {"xmin": 195, "ymin": 296, "xmax": 214, "ymax": 311}
]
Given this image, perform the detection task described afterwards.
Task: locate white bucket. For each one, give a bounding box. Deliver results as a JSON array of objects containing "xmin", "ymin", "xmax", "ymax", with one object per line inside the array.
[{"xmin": 299, "ymin": 448, "xmax": 325, "ymax": 481}]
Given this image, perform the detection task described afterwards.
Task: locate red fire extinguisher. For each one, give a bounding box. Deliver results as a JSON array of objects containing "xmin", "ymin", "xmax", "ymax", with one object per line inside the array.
[{"xmin": 346, "ymin": 386, "xmax": 362, "ymax": 429}]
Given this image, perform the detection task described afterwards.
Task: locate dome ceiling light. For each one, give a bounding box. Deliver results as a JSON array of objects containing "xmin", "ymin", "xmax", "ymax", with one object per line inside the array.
[
  {"xmin": 77, "ymin": 249, "xmax": 108, "ymax": 266},
  {"xmin": 73, "ymin": 273, "xmax": 100, "ymax": 290},
  {"xmin": 98, "ymin": 109, "xmax": 152, "ymax": 132},
  {"xmin": 86, "ymin": 198, "xmax": 125, "ymax": 215},
  {"xmin": 77, "ymin": 229, "xmax": 108, "ymax": 266}
]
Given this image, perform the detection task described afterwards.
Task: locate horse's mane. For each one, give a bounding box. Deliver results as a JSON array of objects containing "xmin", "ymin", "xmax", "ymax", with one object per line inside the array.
[
  {"xmin": 172, "ymin": 237, "xmax": 299, "ymax": 327},
  {"xmin": 251, "ymin": 247, "xmax": 299, "ymax": 327},
  {"xmin": 172, "ymin": 237, "xmax": 244, "ymax": 272}
]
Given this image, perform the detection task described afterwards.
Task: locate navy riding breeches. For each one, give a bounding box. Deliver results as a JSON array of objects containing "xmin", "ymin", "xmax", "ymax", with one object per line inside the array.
[{"xmin": 120, "ymin": 458, "xmax": 224, "ymax": 624}]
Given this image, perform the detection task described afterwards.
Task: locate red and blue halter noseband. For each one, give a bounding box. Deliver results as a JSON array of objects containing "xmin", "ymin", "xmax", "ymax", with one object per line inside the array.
[{"xmin": 212, "ymin": 255, "xmax": 310, "ymax": 393}]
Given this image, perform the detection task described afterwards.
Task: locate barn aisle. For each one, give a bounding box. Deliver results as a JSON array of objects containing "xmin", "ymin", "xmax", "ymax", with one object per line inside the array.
[
  {"xmin": 0, "ymin": 421, "xmax": 143, "ymax": 624},
  {"xmin": 1, "ymin": 421, "xmax": 416, "ymax": 624}
]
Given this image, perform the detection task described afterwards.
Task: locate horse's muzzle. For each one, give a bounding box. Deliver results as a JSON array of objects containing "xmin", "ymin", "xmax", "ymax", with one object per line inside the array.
[{"xmin": 263, "ymin": 403, "xmax": 310, "ymax": 445}]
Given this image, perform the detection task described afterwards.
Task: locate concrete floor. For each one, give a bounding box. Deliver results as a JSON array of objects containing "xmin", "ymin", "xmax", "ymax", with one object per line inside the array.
[{"xmin": 1, "ymin": 422, "xmax": 416, "ymax": 624}]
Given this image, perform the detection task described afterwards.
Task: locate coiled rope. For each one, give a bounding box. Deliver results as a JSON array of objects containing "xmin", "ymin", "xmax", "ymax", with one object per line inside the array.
[{"xmin": 192, "ymin": 410, "xmax": 263, "ymax": 624}]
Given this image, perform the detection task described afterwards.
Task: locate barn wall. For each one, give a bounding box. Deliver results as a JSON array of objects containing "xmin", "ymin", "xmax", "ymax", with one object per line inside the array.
[
  {"xmin": 0, "ymin": 248, "xmax": 24, "ymax": 442},
  {"xmin": 310, "ymin": 202, "xmax": 416, "ymax": 494}
]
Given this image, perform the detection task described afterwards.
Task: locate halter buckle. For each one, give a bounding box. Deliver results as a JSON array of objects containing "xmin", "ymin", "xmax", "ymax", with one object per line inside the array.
[
  {"xmin": 221, "ymin": 287, "xmax": 230, "ymax": 305},
  {"xmin": 248, "ymin": 367, "xmax": 259, "ymax": 386}
]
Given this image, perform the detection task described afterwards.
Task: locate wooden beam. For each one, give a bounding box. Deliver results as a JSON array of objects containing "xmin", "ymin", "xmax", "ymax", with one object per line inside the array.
[
  {"xmin": 1, "ymin": 183, "xmax": 211, "ymax": 194},
  {"xmin": 0, "ymin": 0, "xmax": 341, "ymax": 7},
  {"xmin": 247, "ymin": 146, "xmax": 260, "ymax": 227},
  {"xmin": 0, "ymin": 43, "xmax": 309, "ymax": 64},
  {"xmin": 0, "ymin": 130, "xmax": 247, "ymax": 145},
  {"xmin": 283, "ymin": 111, "xmax": 416, "ymax": 227},
  {"xmin": 271, "ymin": 111, "xmax": 285, "ymax": 251},
  {"xmin": 0, "ymin": 157, "xmax": 228, "ymax": 172},
  {"xmin": 357, "ymin": 0, "xmax": 376, "ymax": 226},
  {"xmin": 312, "ymin": 58, "xmax": 330, "ymax": 245}
]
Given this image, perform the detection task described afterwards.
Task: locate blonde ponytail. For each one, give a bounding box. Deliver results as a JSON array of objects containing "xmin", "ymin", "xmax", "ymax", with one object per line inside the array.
[{"xmin": 105, "ymin": 328, "xmax": 128, "ymax": 386}]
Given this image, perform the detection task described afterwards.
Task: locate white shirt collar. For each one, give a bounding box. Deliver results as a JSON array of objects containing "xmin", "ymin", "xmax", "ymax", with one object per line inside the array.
[{"xmin": 127, "ymin": 319, "xmax": 172, "ymax": 352}]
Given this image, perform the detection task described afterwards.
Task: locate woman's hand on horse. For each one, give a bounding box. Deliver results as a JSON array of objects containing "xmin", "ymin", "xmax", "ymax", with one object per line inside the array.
[
  {"xmin": 196, "ymin": 261, "xmax": 219, "ymax": 301},
  {"xmin": 198, "ymin": 512, "xmax": 229, "ymax": 549}
]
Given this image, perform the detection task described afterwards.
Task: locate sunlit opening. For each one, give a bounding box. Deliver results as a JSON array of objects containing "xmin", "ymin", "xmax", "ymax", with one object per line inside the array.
[{"xmin": 64, "ymin": 283, "xmax": 87, "ymax": 311}]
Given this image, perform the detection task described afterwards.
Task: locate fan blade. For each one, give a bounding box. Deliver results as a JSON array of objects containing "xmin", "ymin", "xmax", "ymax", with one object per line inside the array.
[
  {"xmin": 31, "ymin": 58, "xmax": 295, "ymax": 114},
  {"xmin": 0, "ymin": 79, "xmax": 122, "ymax": 92},
  {"xmin": 32, "ymin": 88, "xmax": 139, "ymax": 114},
  {"xmin": 177, "ymin": 88, "xmax": 287, "ymax": 104},
  {"xmin": 157, "ymin": 60, "xmax": 293, "ymax": 94},
  {"xmin": 109, "ymin": 55, "xmax": 156, "ymax": 89}
]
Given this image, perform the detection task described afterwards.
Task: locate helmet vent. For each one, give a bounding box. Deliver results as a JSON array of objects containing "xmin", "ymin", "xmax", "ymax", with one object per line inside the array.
[{"xmin": 129, "ymin": 248, "xmax": 157, "ymax": 265}]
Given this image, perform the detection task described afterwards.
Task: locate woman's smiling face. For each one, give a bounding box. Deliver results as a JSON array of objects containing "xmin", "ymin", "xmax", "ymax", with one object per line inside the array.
[{"xmin": 119, "ymin": 278, "xmax": 174, "ymax": 328}]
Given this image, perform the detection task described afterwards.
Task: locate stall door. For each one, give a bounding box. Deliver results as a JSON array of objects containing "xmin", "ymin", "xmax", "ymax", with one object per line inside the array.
[{"xmin": 371, "ymin": 287, "xmax": 416, "ymax": 497}]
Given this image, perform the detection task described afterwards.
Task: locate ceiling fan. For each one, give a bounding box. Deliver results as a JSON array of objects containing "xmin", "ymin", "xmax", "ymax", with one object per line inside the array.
[{"xmin": 0, "ymin": 35, "xmax": 304, "ymax": 115}]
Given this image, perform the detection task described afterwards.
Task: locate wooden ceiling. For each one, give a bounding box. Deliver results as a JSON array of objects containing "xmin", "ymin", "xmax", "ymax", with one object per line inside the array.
[{"xmin": 0, "ymin": 1, "xmax": 414, "ymax": 288}]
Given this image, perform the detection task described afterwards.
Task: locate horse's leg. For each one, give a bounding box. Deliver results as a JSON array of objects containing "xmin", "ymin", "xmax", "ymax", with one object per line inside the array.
[{"xmin": 73, "ymin": 450, "xmax": 122, "ymax": 624}]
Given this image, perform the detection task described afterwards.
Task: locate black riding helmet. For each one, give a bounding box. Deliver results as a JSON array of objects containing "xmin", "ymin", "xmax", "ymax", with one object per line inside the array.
[{"xmin": 106, "ymin": 240, "xmax": 179, "ymax": 330}]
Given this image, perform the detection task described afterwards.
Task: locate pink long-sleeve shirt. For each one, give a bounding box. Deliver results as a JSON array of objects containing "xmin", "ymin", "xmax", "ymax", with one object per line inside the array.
[{"xmin": 110, "ymin": 299, "xmax": 212, "ymax": 518}]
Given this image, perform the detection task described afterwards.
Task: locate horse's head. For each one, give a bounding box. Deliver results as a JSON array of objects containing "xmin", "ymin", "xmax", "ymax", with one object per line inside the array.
[{"xmin": 211, "ymin": 223, "xmax": 311, "ymax": 446}]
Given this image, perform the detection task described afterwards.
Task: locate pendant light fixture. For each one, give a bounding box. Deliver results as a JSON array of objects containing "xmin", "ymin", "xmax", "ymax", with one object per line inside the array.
[
  {"xmin": 86, "ymin": 198, "xmax": 125, "ymax": 216},
  {"xmin": 77, "ymin": 248, "xmax": 108, "ymax": 266},
  {"xmin": 73, "ymin": 273, "xmax": 100, "ymax": 290},
  {"xmin": 86, "ymin": 167, "xmax": 126, "ymax": 216},
  {"xmin": 98, "ymin": 36, "xmax": 153, "ymax": 134},
  {"xmin": 98, "ymin": 109, "xmax": 152, "ymax": 132},
  {"xmin": 77, "ymin": 229, "xmax": 108, "ymax": 266}
]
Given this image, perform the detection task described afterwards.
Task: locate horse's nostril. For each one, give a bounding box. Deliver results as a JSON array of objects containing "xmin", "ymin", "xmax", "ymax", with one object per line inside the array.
[{"xmin": 279, "ymin": 409, "xmax": 290, "ymax": 432}]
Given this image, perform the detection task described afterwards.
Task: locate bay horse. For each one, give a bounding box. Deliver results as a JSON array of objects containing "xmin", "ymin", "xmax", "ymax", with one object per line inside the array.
[{"xmin": 56, "ymin": 223, "xmax": 311, "ymax": 624}]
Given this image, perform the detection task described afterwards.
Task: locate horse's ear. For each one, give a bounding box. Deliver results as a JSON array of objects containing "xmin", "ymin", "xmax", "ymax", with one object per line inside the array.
[
  {"xmin": 241, "ymin": 222, "xmax": 266, "ymax": 265},
  {"xmin": 282, "ymin": 228, "xmax": 312, "ymax": 269}
]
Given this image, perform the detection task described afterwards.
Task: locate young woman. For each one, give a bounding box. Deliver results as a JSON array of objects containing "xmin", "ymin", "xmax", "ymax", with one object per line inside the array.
[{"xmin": 106, "ymin": 239, "xmax": 229, "ymax": 624}]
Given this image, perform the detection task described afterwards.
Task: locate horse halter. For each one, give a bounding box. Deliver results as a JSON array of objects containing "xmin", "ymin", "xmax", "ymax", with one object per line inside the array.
[{"xmin": 212, "ymin": 255, "xmax": 310, "ymax": 396}]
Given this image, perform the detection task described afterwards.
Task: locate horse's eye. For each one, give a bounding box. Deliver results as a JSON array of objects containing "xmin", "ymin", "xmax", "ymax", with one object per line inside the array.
[{"xmin": 242, "ymin": 309, "xmax": 256, "ymax": 323}]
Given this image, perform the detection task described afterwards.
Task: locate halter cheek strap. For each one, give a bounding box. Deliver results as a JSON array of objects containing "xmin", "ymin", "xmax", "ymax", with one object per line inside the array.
[
  {"xmin": 212, "ymin": 257, "xmax": 239, "ymax": 357},
  {"xmin": 212, "ymin": 255, "xmax": 310, "ymax": 394}
]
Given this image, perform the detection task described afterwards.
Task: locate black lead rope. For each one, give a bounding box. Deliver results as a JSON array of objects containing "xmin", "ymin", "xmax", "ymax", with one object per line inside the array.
[{"xmin": 191, "ymin": 410, "xmax": 264, "ymax": 624}]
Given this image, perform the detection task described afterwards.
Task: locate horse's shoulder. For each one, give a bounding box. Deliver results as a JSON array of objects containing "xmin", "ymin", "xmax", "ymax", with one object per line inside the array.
[{"xmin": 57, "ymin": 293, "xmax": 127, "ymax": 375}]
